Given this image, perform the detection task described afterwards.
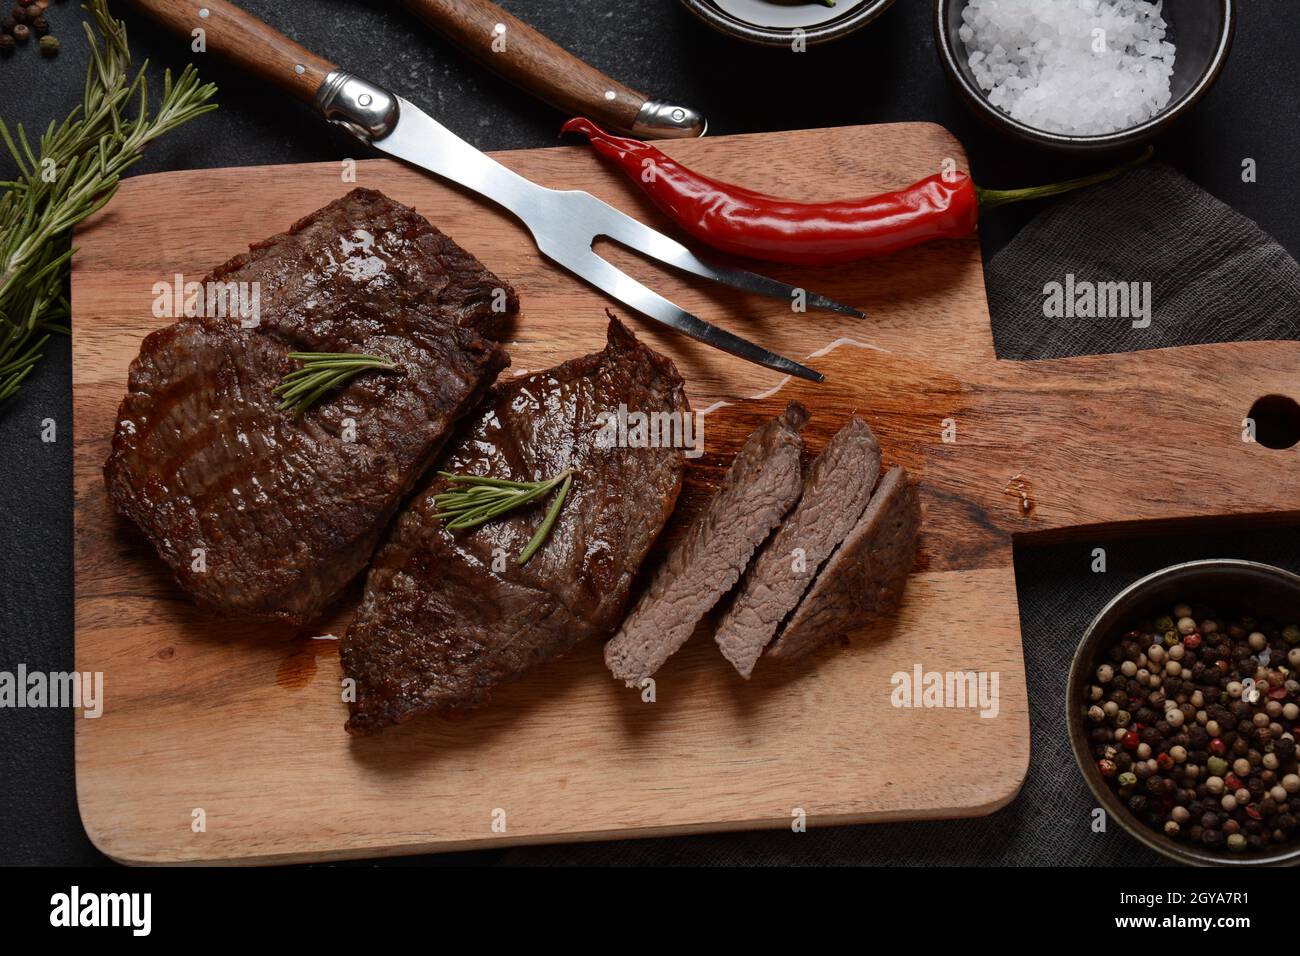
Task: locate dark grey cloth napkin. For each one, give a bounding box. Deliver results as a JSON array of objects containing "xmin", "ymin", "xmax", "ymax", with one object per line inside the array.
[
  {"xmin": 491, "ymin": 164, "xmax": 1300, "ymax": 866},
  {"xmin": 990, "ymin": 162, "xmax": 1300, "ymax": 360}
]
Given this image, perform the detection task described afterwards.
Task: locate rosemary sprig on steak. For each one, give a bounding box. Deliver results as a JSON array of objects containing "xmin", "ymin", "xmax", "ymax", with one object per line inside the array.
[
  {"xmin": 433, "ymin": 468, "xmax": 576, "ymax": 565},
  {"xmin": 274, "ymin": 351, "xmax": 396, "ymax": 417}
]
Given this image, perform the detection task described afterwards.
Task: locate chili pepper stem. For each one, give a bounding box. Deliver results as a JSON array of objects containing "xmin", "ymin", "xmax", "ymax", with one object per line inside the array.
[{"xmin": 976, "ymin": 146, "xmax": 1154, "ymax": 213}]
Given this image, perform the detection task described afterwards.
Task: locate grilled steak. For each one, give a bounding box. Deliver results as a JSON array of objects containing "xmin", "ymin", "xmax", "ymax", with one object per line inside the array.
[
  {"xmin": 104, "ymin": 188, "xmax": 515, "ymax": 625},
  {"xmin": 343, "ymin": 317, "xmax": 688, "ymax": 734},
  {"xmin": 604, "ymin": 401, "xmax": 808, "ymax": 687},
  {"xmin": 766, "ymin": 465, "xmax": 920, "ymax": 663},
  {"xmin": 714, "ymin": 415, "xmax": 881, "ymax": 678}
]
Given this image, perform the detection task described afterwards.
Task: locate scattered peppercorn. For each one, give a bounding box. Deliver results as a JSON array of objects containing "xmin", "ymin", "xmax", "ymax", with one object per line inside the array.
[
  {"xmin": 1, "ymin": 0, "xmax": 60, "ymax": 64},
  {"xmin": 1083, "ymin": 603, "xmax": 1300, "ymax": 857}
]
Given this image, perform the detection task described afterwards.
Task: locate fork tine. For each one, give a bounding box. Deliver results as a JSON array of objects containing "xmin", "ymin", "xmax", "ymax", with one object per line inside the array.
[
  {"xmin": 596, "ymin": 207, "xmax": 866, "ymax": 318},
  {"xmin": 560, "ymin": 250, "xmax": 823, "ymax": 383}
]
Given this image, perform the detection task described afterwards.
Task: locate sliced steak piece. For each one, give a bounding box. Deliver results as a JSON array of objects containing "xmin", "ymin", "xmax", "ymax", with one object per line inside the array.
[
  {"xmin": 766, "ymin": 465, "xmax": 920, "ymax": 664},
  {"xmin": 604, "ymin": 401, "xmax": 809, "ymax": 687},
  {"xmin": 104, "ymin": 188, "xmax": 515, "ymax": 625},
  {"xmin": 714, "ymin": 415, "xmax": 882, "ymax": 678},
  {"xmin": 343, "ymin": 317, "xmax": 688, "ymax": 734}
]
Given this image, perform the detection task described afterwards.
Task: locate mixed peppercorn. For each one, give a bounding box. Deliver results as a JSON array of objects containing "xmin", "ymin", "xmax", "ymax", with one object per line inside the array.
[
  {"xmin": 1, "ymin": 0, "xmax": 59, "ymax": 58},
  {"xmin": 1086, "ymin": 604, "xmax": 1300, "ymax": 854}
]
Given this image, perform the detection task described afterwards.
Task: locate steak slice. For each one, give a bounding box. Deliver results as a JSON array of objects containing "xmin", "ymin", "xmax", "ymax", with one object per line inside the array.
[
  {"xmin": 714, "ymin": 415, "xmax": 882, "ymax": 678},
  {"xmin": 766, "ymin": 465, "xmax": 920, "ymax": 663},
  {"xmin": 604, "ymin": 401, "xmax": 808, "ymax": 687},
  {"xmin": 104, "ymin": 188, "xmax": 515, "ymax": 625},
  {"xmin": 342, "ymin": 317, "xmax": 688, "ymax": 734}
]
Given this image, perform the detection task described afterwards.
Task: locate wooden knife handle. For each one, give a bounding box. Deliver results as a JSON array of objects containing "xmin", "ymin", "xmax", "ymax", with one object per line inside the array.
[
  {"xmin": 399, "ymin": 0, "xmax": 682, "ymax": 136},
  {"xmin": 128, "ymin": 0, "xmax": 337, "ymax": 103}
]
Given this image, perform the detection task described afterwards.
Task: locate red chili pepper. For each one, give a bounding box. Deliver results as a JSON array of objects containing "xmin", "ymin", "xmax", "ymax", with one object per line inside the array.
[{"xmin": 563, "ymin": 117, "xmax": 1151, "ymax": 267}]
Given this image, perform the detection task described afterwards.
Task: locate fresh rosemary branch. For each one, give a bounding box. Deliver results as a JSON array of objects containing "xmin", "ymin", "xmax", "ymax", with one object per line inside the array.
[
  {"xmin": 273, "ymin": 352, "xmax": 397, "ymax": 418},
  {"xmin": 434, "ymin": 468, "xmax": 576, "ymax": 565},
  {"xmin": 0, "ymin": 0, "xmax": 218, "ymax": 406}
]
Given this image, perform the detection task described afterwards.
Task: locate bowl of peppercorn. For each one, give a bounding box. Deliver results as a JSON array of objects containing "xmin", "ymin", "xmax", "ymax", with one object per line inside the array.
[{"xmin": 1068, "ymin": 559, "xmax": 1300, "ymax": 866}]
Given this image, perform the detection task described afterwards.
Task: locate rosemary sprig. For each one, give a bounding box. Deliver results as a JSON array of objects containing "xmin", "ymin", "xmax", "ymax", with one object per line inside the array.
[
  {"xmin": 0, "ymin": 0, "xmax": 219, "ymax": 407},
  {"xmin": 273, "ymin": 352, "xmax": 397, "ymax": 418},
  {"xmin": 434, "ymin": 467, "xmax": 576, "ymax": 565}
]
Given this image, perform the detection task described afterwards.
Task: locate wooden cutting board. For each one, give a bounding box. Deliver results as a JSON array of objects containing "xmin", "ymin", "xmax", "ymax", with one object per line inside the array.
[{"xmin": 72, "ymin": 122, "xmax": 1300, "ymax": 864}]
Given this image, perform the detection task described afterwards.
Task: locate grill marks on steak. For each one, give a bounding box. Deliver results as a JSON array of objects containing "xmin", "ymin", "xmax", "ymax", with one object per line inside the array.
[
  {"xmin": 604, "ymin": 401, "xmax": 808, "ymax": 688},
  {"xmin": 104, "ymin": 188, "xmax": 515, "ymax": 625},
  {"xmin": 766, "ymin": 465, "xmax": 920, "ymax": 663},
  {"xmin": 714, "ymin": 415, "xmax": 882, "ymax": 678},
  {"xmin": 342, "ymin": 317, "xmax": 688, "ymax": 734}
]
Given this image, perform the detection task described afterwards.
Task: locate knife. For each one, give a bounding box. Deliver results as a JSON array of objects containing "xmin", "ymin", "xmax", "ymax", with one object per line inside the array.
[
  {"xmin": 128, "ymin": 0, "xmax": 860, "ymax": 381},
  {"xmin": 398, "ymin": 0, "xmax": 707, "ymax": 138}
]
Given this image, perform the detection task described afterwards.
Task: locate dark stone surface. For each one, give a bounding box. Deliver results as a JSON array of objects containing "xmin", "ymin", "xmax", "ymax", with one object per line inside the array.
[{"xmin": 1, "ymin": 0, "xmax": 1298, "ymax": 866}]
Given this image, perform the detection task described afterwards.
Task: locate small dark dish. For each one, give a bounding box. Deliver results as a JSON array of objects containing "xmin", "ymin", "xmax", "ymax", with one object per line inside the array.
[
  {"xmin": 934, "ymin": 0, "xmax": 1235, "ymax": 152},
  {"xmin": 1067, "ymin": 559, "xmax": 1300, "ymax": 866},
  {"xmin": 680, "ymin": 0, "xmax": 896, "ymax": 47}
]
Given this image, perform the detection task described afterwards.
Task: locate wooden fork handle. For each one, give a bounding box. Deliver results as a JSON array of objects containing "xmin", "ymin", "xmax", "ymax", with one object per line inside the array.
[
  {"xmin": 128, "ymin": 0, "xmax": 338, "ymax": 103},
  {"xmin": 399, "ymin": 0, "xmax": 706, "ymax": 138}
]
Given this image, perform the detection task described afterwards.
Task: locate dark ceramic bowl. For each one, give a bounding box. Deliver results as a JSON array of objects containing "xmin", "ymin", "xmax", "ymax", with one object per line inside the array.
[
  {"xmin": 680, "ymin": 0, "xmax": 896, "ymax": 47},
  {"xmin": 935, "ymin": 0, "xmax": 1235, "ymax": 152},
  {"xmin": 1067, "ymin": 559, "xmax": 1300, "ymax": 867}
]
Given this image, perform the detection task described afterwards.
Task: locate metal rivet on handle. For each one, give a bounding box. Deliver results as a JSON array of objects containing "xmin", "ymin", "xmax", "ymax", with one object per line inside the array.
[
  {"xmin": 198, "ymin": 7, "xmax": 209, "ymax": 17},
  {"xmin": 295, "ymin": 64, "xmax": 305, "ymax": 75}
]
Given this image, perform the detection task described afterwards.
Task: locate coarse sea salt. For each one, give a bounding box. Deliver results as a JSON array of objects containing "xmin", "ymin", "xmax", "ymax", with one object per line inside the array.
[{"xmin": 958, "ymin": 0, "xmax": 1176, "ymax": 136}]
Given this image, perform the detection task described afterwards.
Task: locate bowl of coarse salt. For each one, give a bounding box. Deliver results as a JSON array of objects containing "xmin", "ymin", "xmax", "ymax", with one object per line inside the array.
[{"xmin": 935, "ymin": 0, "xmax": 1235, "ymax": 152}]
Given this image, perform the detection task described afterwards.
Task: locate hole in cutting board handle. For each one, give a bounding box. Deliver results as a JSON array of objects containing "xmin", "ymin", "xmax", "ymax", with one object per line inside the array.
[{"xmin": 1247, "ymin": 394, "xmax": 1300, "ymax": 450}]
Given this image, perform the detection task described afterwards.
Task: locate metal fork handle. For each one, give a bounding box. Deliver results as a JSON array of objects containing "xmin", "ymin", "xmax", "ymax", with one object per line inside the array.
[
  {"xmin": 128, "ymin": 0, "xmax": 338, "ymax": 102},
  {"xmin": 128, "ymin": 2, "xmax": 399, "ymax": 143}
]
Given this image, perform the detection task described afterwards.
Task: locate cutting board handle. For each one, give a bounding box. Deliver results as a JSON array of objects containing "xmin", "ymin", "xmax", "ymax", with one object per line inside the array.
[{"xmin": 128, "ymin": 0, "xmax": 338, "ymax": 103}]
